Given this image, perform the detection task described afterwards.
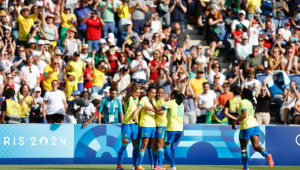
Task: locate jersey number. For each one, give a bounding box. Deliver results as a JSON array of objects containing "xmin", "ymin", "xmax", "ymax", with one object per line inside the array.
[{"xmin": 177, "ymin": 106, "xmax": 184, "ymax": 117}]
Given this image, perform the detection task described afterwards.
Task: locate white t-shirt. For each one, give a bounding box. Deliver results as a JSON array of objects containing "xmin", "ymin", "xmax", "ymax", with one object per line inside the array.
[
  {"xmin": 64, "ymin": 39, "xmax": 79, "ymax": 57},
  {"xmin": 278, "ymin": 28, "xmax": 291, "ymax": 42},
  {"xmin": 231, "ymin": 19, "xmax": 250, "ymax": 30},
  {"xmin": 113, "ymin": 73, "xmax": 131, "ymax": 100},
  {"xmin": 248, "ymin": 25, "xmax": 261, "ymax": 46},
  {"xmin": 1, "ymin": 60, "xmax": 13, "ymax": 73},
  {"xmin": 21, "ymin": 65, "xmax": 40, "ymax": 89},
  {"xmin": 242, "ymin": 79, "xmax": 261, "ymax": 95},
  {"xmin": 44, "ymin": 90, "xmax": 66, "ymax": 115},
  {"xmin": 207, "ymin": 71, "xmax": 225, "ymax": 85},
  {"xmin": 32, "ymin": 50, "xmax": 51, "ymax": 73},
  {"xmin": 197, "ymin": 90, "xmax": 217, "ymax": 115},
  {"xmin": 195, "ymin": 55, "xmax": 209, "ymax": 67},
  {"xmin": 130, "ymin": 60, "xmax": 147, "ymax": 80}
]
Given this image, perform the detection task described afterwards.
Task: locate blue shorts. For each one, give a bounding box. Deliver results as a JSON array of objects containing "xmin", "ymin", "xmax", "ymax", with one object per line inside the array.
[
  {"xmin": 155, "ymin": 126, "xmax": 166, "ymax": 139},
  {"xmin": 122, "ymin": 123, "xmax": 140, "ymax": 140},
  {"xmin": 140, "ymin": 127, "xmax": 156, "ymax": 138},
  {"xmin": 239, "ymin": 126, "xmax": 260, "ymax": 140},
  {"xmin": 164, "ymin": 131, "xmax": 183, "ymax": 144}
]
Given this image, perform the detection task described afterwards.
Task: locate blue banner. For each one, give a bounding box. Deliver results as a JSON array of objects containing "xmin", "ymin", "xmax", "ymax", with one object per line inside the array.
[{"xmin": 0, "ymin": 124, "xmax": 299, "ymax": 165}]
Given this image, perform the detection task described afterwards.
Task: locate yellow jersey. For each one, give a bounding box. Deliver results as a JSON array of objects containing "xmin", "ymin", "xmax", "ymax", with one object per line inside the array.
[
  {"xmin": 42, "ymin": 65, "xmax": 60, "ymax": 91},
  {"xmin": 92, "ymin": 68, "xmax": 105, "ymax": 87},
  {"xmin": 16, "ymin": 14, "xmax": 36, "ymax": 41},
  {"xmin": 67, "ymin": 60, "xmax": 85, "ymax": 83},
  {"xmin": 123, "ymin": 96, "xmax": 139, "ymax": 124},
  {"xmin": 138, "ymin": 96, "xmax": 156, "ymax": 127},
  {"xmin": 117, "ymin": 5, "xmax": 129, "ymax": 18},
  {"xmin": 247, "ymin": 0, "xmax": 261, "ymax": 13},
  {"xmin": 65, "ymin": 78, "xmax": 78, "ymax": 101},
  {"xmin": 61, "ymin": 13, "xmax": 77, "ymax": 28},
  {"xmin": 190, "ymin": 78, "xmax": 208, "ymax": 102},
  {"xmin": 238, "ymin": 99, "xmax": 259, "ymax": 130},
  {"xmin": 155, "ymin": 98, "xmax": 167, "ymax": 127},
  {"xmin": 162, "ymin": 99, "xmax": 184, "ymax": 131},
  {"xmin": 18, "ymin": 94, "xmax": 33, "ymax": 118}
]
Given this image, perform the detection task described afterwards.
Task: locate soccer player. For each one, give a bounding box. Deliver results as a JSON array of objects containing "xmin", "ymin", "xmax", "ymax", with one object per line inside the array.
[
  {"xmin": 152, "ymin": 86, "xmax": 166, "ymax": 170},
  {"xmin": 117, "ymin": 85, "xmax": 140, "ymax": 170},
  {"xmin": 232, "ymin": 89, "xmax": 274, "ymax": 170},
  {"xmin": 150, "ymin": 90, "xmax": 185, "ymax": 170},
  {"xmin": 132, "ymin": 85, "xmax": 157, "ymax": 170}
]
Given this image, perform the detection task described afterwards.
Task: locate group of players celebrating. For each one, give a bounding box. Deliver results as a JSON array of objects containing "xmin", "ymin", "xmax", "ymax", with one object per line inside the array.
[{"xmin": 116, "ymin": 84, "xmax": 274, "ymax": 170}]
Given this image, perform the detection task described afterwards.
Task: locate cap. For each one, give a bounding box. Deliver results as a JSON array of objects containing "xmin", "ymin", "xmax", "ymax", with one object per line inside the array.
[
  {"xmin": 54, "ymin": 49, "xmax": 62, "ymax": 55},
  {"xmin": 139, "ymin": 30, "xmax": 145, "ymax": 35},
  {"xmin": 8, "ymin": 6, "xmax": 14, "ymax": 13},
  {"xmin": 295, "ymin": 25, "xmax": 300, "ymax": 29},
  {"xmin": 46, "ymin": 14, "xmax": 55, "ymax": 18},
  {"xmin": 91, "ymin": 10, "xmax": 98, "ymax": 15},
  {"xmin": 70, "ymin": 27, "xmax": 77, "ymax": 33},
  {"xmin": 82, "ymin": 44, "xmax": 88, "ymax": 48},
  {"xmin": 242, "ymin": 34, "xmax": 248, "ymax": 39},
  {"xmin": 64, "ymin": 4, "xmax": 71, "ymax": 9},
  {"xmin": 22, "ymin": 6, "xmax": 29, "ymax": 10},
  {"xmin": 37, "ymin": 40, "xmax": 45, "ymax": 45},
  {"xmin": 99, "ymin": 38, "xmax": 106, "ymax": 44},
  {"xmin": 144, "ymin": 23, "xmax": 150, "ymax": 27},
  {"xmin": 211, "ymin": 0, "xmax": 218, "ymax": 4},
  {"xmin": 232, "ymin": 59, "xmax": 240, "ymax": 65},
  {"xmin": 126, "ymin": 20, "xmax": 133, "ymax": 25},
  {"xmin": 67, "ymin": 72, "xmax": 77, "ymax": 77},
  {"xmin": 107, "ymin": 33, "xmax": 115, "ymax": 43},
  {"xmin": 196, "ymin": 67, "xmax": 204, "ymax": 73},
  {"xmin": 74, "ymin": 51, "xmax": 80, "ymax": 56},
  {"xmin": 71, "ymin": 90, "xmax": 80, "ymax": 96},
  {"xmin": 85, "ymin": 57, "xmax": 92, "ymax": 63},
  {"xmin": 27, "ymin": 38, "xmax": 36, "ymax": 44},
  {"xmin": 267, "ymin": 13, "xmax": 273, "ymax": 17},
  {"xmin": 0, "ymin": 10, "xmax": 6, "ymax": 16},
  {"xmin": 285, "ymin": 21, "xmax": 291, "ymax": 26},
  {"xmin": 169, "ymin": 33, "xmax": 177, "ymax": 38},
  {"xmin": 11, "ymin": 66, "xmax": 17, "ymax": 70},
  {"xmin": 238, "ymin": 10, "xmax": 246, "ymax": 15},
  {"xmin": 211, "ymin": 4, "xmax": 220, "ymax": 10},
  {"xmin": 104, "ymin": 86, "xmax": 111, "ymax": 93},
  {"xmin": 121, "ymin": 65, "xmax": 128, "ymax": 71},
  {"xmin": 236, "ymin": 24, "xmax": 243, "ymax": 28},
  {"xmin": 34, "ymin": 87, "xmax": 41, "ymax": 92},
  {"xmin": 90, "ymin": 93, "xmax": 103, "ymax": 101},
  {"xmin": 44, "ymin": 40, "xmax": 50, "ymax": 45}
]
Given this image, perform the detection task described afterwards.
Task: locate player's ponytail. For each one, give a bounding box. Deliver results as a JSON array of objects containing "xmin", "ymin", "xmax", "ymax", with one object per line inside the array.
[
  {"xmin": 241, "ymin": 88, "xmax": 256, "ymax": 110},
  {"xmin": 171, "ymin": 90, "xmax": 184, "ymax": 105}
]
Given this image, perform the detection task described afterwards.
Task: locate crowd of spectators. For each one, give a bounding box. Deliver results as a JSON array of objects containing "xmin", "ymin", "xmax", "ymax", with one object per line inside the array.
[{"xmin": 0, "ymin": 0, "xmax": 300, "ymax": 125}]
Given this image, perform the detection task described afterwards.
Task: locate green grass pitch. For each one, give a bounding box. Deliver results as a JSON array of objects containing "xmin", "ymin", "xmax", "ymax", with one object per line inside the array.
[{"xmin": 0, "ymin": 165, "xmax": 299, "ymax": 170}]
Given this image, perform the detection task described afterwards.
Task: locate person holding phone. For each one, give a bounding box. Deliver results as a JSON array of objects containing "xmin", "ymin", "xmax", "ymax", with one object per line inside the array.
[{"xmin": 60, "ymin": 2, "xmax": 77, "ymax": 46}]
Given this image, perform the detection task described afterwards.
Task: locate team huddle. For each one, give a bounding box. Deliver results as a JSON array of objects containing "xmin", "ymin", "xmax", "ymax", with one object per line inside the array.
[{"xmin": 116, "ymin": 85, "xmax": 274, "ymax": 170}]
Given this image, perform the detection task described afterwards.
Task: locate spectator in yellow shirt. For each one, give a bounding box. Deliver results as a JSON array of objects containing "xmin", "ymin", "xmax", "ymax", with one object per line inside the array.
[
  {"xmin": 66, "ymin": 51, "xmax": 85, "ymax": 92},
  {"xmin": 13, "ymin": 3, "xmax": 40, "ymax": 46},
  {"xmin": 190, "ymin": 67, "xmax": 208, "ymax": 102},
  {"xmin": 63, "ymin": 71, "xmax": 78, "ymax": 103},
  {"xmin": 60, "ymin": 4, "xmax": 77, "ymax": 46},
  {"xmin": 117, "ymin": 0, "xmax": 130, "ymax": 33},
  {"xmin": 18, "ymin": 84, "xmax": 36, "ymax": 123},
  {"xmin": 42, "ymin": 58, "xmax": 60, "ymax": 93}
]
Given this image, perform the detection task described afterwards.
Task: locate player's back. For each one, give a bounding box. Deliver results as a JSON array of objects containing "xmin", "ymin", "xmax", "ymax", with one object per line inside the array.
[{"xmin": 238, "ymin": 99, "xmax": 259, "ymax": 130}]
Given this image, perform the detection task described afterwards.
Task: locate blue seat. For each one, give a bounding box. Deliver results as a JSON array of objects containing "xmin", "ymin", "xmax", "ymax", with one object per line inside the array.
[
  {"xmin": 289, "ymin": 74, "xmax": 300, "ymax": 86},
  {"xmin": 256, "ymin": 73, "xmax": 268, "ymax": 85}
]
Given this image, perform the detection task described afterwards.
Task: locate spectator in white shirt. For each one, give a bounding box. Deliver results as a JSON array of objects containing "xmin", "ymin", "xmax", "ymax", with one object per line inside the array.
[
  {"xmin": 130, "ymin": 51, "xmax": 148, "ymax": 85},
  {"xmin": 197, "ymin": 82, "xmax": 217, "ymax": 123},
  {"xmin": 231, "ymin": 10, "xmax": 250, "ymax": 35},
  {"xmin": 236, "ymin": 34, "xmax": 252, "ymax": 64},
  {"xmin": 278, "ymin": 21, "xmax": 292, "ymax": 42},
  {"xmin": 21, "ymin": 55, "xmax": 40, "ymax": 91},
  {"xmin": 32, "ymin": 40, "xmax": 51, "ymax": 80}
]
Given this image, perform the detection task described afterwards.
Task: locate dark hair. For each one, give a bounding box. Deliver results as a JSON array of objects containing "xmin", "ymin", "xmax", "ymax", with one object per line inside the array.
[
  {"xmin": 110, "ymin": 86, "xmax": 118, "ymax": 92},
  {"xmin": 91, "ymin": 99, "xmax": 100, "ymax": 107},
  {"xmin": 140, "ymin": 86, "xmax": 147, "ymax": 92},
  {"xmin": 232, "ymin": 86, "xmax": 241, "ymax": 95},
  {"xmin": 242, "ymin": 88, "xmax": 256, "ymax": 109},
  {"xmin": 156, "ymin": 86, "xmax": 165, "ymax": 92},
  {"xmin": 147, "ymin": 83, "xmax": 157, "ymax": 92},
  {"xmin": 202, "ymin": 82, "xmax": 209, "ymax": 87},
  {"xmin": 19, "ymin": 84, "xmax": 30, "ymax": 95},
  {"xmin": 80, "ymin": 91, "xmax": 89, "ymax": 98},
  {"xmin": 5, "ymin": 88, "xmax": 15, "ymax": 99},
  {"xmin": 2, "ymin": 84, "xmax": 12, "ymax": 97},
  {"xmin": 211, "ymin": 63, "xmax": 219, "ymax": 69},
  {"xmin": 171, "ymin": 90, "xmax": 184, "ymax": 105}
]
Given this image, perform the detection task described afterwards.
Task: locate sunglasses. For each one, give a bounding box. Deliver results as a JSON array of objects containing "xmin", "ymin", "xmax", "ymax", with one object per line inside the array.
[
  {"xmin": 7, "ymin": 77, "xmax": 12, "ymax": 79},
  {"xmin": 143, "ymin": 43, "xmax": 149, "ymax": 45},
  {"xmin": 82, "ymin": 48, "xmax": 88, "ymax": 50},
  {"xmin": 29, "ymin": 67, "xmax": 31, "ymax": 73},
  {"xmin": 214, "ymin": 77, "xmax": 220, "ymax": 79},
  {"xmin": 214, "ymin": 66, "xmax": 220, "ymax": 68},
  {"xmin": 248, "ymin": 76, "xmax": 254, "ymax": 78},
  {"xmin": 54, "ymin": 63, "xmax": 59, "ymax": 65},
  {"xmin": 19, "ymin": 50, "xmax": 24, "ymax": 52}
]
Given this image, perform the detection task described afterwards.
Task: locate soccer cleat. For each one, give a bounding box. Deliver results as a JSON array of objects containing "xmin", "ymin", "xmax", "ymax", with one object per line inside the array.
[
  {"xmin": 167, "ymin": 167, "xmax": 176, "ymax": 170},
  {"xmin": 165, "ymin": 164, "xmax": 170, "ymax": 170},
  {"xmin": 132, "ymin": 166, "xmax": 135, "ymax": 169},
  {"xmin": 136, "ymin": 165, "xmax": 145, "ymax": 170},
  {"xmin": 242, "ymin": 168, "xmax": 249, "ymax": 170},
  {"xmin": 153, "ymin": 165, "xmax": 158, "ymax": 170},
  {"xmin": 267, "ymin": 154, "xmax": 274, "ymax": 168},
  {"xmin": 154, "ymin": 165, "xmax": 165, "ymax": 170},
  {"xmin": 117, "ymin": 165, "xmax": 124, "ymax": 170}
]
